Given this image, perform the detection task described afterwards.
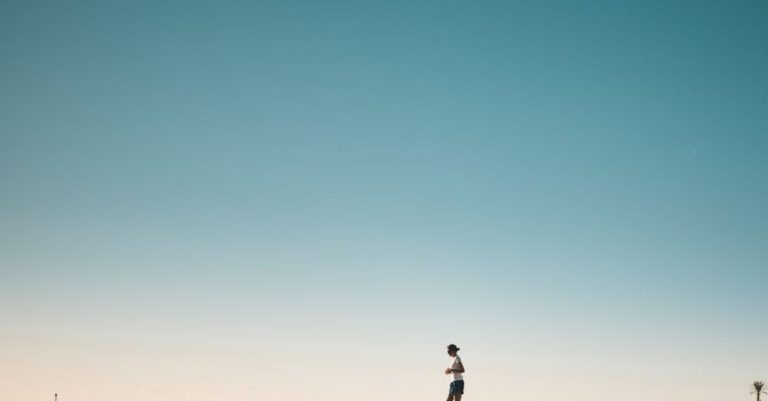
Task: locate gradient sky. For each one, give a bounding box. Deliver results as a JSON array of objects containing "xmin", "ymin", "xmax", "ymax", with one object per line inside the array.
[{"xmin": 1, "ymin": 1, "xmax": 767, "ymax": 401}]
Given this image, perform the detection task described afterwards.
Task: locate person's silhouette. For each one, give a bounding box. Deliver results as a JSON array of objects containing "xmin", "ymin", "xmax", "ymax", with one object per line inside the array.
[{"xmin": 444, "ymin": 344, "xmax": 465, "ymax": 401}]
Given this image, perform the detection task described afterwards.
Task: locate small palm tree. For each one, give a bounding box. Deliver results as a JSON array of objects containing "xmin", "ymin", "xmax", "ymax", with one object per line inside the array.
[{"xmin": 751, "ymin": 381, "xmax": 766, "ymax": 401}]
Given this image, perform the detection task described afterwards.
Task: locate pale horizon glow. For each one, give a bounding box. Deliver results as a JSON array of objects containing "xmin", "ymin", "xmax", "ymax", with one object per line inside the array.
[{"xmin": 1, "ymin": 1, "xmax": 767, "ymax": 401}]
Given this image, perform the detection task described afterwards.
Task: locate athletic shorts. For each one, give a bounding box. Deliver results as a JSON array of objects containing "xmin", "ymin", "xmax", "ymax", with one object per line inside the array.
[{"xmin": 449, "ymin": 380, "xmax": 465, "ymax": 395}]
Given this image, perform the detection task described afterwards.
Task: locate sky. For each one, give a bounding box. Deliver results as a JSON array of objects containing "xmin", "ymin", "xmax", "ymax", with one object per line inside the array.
[{"xmin": 1, "ymin": 1, "xmax": 767, "ymax": 400}]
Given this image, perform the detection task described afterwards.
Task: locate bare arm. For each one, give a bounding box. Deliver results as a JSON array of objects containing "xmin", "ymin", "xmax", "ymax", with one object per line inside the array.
[{"xmin": 449, "ymin": 362, "xmax": 465, "ymax": 374}]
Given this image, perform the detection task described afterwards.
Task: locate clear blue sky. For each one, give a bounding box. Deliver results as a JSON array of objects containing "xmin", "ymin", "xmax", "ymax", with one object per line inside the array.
[{"xmin": 1, "ymin": 1, "xmax": 766, "ymax": 400}]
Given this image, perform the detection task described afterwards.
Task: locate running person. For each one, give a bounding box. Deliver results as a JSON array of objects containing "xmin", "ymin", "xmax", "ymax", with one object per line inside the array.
[{"xmin": 444, "ymin": 344, "xmax": 465, "ymax": 401}]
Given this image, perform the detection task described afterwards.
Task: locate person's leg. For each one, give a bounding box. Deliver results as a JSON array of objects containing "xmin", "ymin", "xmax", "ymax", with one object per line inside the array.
[
  {"xmin": 446, "ymin": 381, "xmax": 455, "ymax": 401},
  {"xmin": 454, "ymin": 395, "xmax": 462, "ymax": 401}
]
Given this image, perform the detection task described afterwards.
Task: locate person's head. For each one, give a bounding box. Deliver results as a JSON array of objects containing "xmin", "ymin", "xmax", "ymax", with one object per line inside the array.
[{"xmin": 447, "ymin": 344, "xmax": 460, "ymax": 356}]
